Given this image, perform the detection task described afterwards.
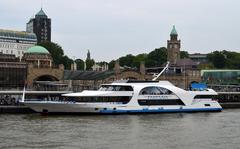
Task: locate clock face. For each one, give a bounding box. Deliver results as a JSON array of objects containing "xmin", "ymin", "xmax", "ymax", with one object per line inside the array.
[{"xmin": 169, "ymin": 44, "xmax": 173, "ymax": 48}]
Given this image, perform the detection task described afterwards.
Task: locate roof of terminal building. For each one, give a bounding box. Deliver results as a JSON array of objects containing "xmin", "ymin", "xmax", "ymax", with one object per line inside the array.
[
  {"xmin": 170, "ymin": 25, "xmax": 178, "ymax": 35},
  {"xmin": 201, "ymin": 69, "xmax": 240, "ymax": 76},
  {"xmin": 0, "ymin": 29, "xmax": 37, "ymax": 40},
  {"xmin": 26, "ymin": 46, "xmax": 49, "ymax": 54},
  {"xmin": 64, "ymin": 70, "xmax": 115, "ymax": 80},
  {"xmin": 189, "ymin": 53, "xmax": 207, "ymax": 58}
]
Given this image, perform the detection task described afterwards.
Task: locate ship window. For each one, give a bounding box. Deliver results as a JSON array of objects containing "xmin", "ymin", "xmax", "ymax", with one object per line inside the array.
[
  {"xmin": 66, "ymin": 96, "xmax": 131, "ymax": 104},
  {"xmin": 139, "ymin": 86, "xmax": 173, "ymax": 95},
  {"xmin": 99, "ymin": 85, "xmax": 133, "ymax": 91},
  {"xmin": 138, "ymin": 99, "xmax": 184, "ymax": 105},
  {"xmin": 194, "ymin": 95, "xmax": 213, "ymax": 99}
]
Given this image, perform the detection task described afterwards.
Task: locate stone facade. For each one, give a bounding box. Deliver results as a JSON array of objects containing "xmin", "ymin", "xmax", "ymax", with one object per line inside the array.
[
  {"xmin": 159, "ymin": 69, "xmax": 201, "ymax": 89},
  {"xmin": 27, "ymin": 64, "xmax": 64, "ymax": 87}
]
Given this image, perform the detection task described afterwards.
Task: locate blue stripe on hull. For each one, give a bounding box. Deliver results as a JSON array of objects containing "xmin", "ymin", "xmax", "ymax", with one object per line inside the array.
[{"xmin": 99, "ymin": 108, "xmax": 222, "ymax": 114}]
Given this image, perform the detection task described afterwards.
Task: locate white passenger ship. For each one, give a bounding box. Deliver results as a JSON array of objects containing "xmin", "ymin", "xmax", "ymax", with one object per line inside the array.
[
  {"xmin": 22, "ymin": 62, "xmax": 222, "ymax": 114},
  {"xmin": 22, "ymin": 80, "xmax": 222, "ymax": 114}
]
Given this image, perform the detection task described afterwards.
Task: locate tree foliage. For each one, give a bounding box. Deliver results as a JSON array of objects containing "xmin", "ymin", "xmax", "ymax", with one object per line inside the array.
[
  {"xmin": 180, "ymin": 51, "xmax": 189, "ymax": 59},
  {"xmin": 39, "ymin": 41, "xmax": 240, "ymax": 71},
  {"xmin": 119, "ymin": 54, "xmax": 135, "ymax": 67},
  {"xmin": 85, "ymin": 59, "xmax": 95, "ymax": 70},
  {"xmin": 38, "ymin": 41, "xmax": 73, "ymax": 69},
  {"xmin": 38, "ymin": 41, "xmax": 64, "ymax": 65},
  {"xmin": 111, "ymin": 47, "xmax": 167, "ymax": 69},
  {"xmin": 108, "ymin": 60, "xmax": 116, "ymax": 70},
  {"xmin": 207, "ymin": 50, "xmax": 240, "ymax": 69},
  {"xmin": 61, "ymin": 55, "xmax": 73, "ymax": 70},
  {"xmin": 207, "ymin": 51, "xmax": 226, "ymax": 68},
  {"xmin": 145, "ymin": 47, "xmax": 167, "ymax": 67},
  {"xmin": 75, "ymin": 59, "xmax": 85, "ymax": 70},
  {"xmin": 133, "ymin": 54, "xmax": 148, "ymax": 68}
]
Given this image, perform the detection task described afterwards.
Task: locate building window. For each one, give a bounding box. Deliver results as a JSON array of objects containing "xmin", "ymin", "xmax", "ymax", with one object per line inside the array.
[{"xmin": 6, "ymin": 50, "xmax": 8, "ymax": 53}]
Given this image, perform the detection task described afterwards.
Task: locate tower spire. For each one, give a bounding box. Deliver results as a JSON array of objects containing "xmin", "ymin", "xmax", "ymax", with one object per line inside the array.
[
  {"xmin": 170, "ymin": 25, "xmax": 178, "ymax": 35},
  {"xmin": 87, "ymin": 50, "xmax": 91, "ymax": 60},
  {"xmin": 167, "ymin": 25, "xmax": 181, "ymax": 64}
]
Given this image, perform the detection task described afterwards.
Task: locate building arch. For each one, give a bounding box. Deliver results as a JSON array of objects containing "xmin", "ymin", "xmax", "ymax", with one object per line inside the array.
[
  {"xmin": 27, "ymin": 64, "xmax": 64, "ymax": 87},
  {"xmin": 34, "ymin": 75, "xmax": 59, "ymax": 82}
]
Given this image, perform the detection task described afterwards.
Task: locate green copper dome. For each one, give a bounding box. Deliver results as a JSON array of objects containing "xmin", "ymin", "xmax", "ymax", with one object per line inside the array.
[
  {"xmin": 26, "ymin": 46, "xmax": 49, "ymax": 54},
  {"xmin": 170, "ymin": 25, "xmax": 178, "ymax": 35}
]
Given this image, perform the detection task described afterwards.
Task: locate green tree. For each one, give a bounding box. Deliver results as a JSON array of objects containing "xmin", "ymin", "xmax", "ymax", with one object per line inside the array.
[
  {"xmin": 222, "ymin": 50, "xmax": 240, "ymax": 69},
  {"xmin": 75, "ymin": 59, "xmax": 85, "ymax": 70},
  {"xmin": 38, "ymin": 41, "xmax": 75, "ymax": 69},
  {"xmin": 132, "ymin": 53, "xmax": 148, "ymax": 68},
  {"xmin": 180, "ymin": 51, "xmax": 189, "ymax": 59},
  {"xmin": 61, "ymin": 55, "xmax": 73, "ymax": 70},
  {"xmin": 85, "ymin": 59, "xmax": 95, "ymax": 70},
  {"xmin": 108, "ymin": 60, "xmax": 116, "ymax": 70},
  {"xmin": 38, "ymin": 41, "xmax": 64, "ymax": 65},
  {"xmin": 207, "ymin": 51, "xmax": 226, "ymax": 68},
  {"xmin": 146, "ymin": 47, "xmax": 167, "ymax": 67},
  {"xmin": 97, "ymin": 61, "xmax": 108, "ymax": 66},
  {"xmin": 119, "ymin": 54, "xmax": 135, "ymax": 67}
]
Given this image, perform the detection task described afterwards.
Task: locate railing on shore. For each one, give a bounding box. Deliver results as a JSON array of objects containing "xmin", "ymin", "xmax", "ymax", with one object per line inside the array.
[
  {"xmin": 208, "ymin": 84, "xmax": 240, "ymax": 92},
  {"xmin": 0, "ymin": 97, "xmax": 21, "ymax": 106}
]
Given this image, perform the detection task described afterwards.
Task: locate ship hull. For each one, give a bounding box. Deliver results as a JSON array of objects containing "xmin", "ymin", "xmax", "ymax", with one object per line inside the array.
[{"xmin": 23, "ymin": 101, "xmax": 222, "ymax": 114}]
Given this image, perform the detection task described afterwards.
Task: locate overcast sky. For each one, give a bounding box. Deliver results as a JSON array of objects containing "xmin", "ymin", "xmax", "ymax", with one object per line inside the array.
[{"xmin": 0, "ymin": 0, "xmax": 239, "ymax": 61}]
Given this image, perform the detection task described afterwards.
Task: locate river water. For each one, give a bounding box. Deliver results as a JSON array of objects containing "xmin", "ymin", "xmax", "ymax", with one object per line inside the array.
[{"xmin": 0, "ymin": 110, "xmax": 240, "ymax": 149}]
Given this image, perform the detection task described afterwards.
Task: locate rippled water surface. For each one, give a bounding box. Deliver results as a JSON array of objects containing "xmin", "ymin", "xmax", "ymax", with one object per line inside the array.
[{"xmin": 0, "ymin": 110, "xmax": 240, "ymax": 149}]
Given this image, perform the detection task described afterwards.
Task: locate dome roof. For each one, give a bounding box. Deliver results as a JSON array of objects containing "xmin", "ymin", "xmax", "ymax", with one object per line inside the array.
[{"xmin": 26, "ymin": 46, "xmax": 49, "ymax": 54}]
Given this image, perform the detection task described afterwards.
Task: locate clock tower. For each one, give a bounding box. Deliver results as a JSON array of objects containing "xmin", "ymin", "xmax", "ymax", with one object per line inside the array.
[{"xmin": 167, "ymin": 25, "xmax": 181, "ymax": 64}]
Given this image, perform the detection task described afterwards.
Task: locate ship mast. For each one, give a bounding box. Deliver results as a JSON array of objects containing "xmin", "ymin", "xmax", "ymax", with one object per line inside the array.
[
  {"xmin": 21, "ymin": 86, "xmax": 26, "ymax": 102},
  {"xmin": 152, "ymin": 61, "xmax": 170, "ymax": 81}
]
